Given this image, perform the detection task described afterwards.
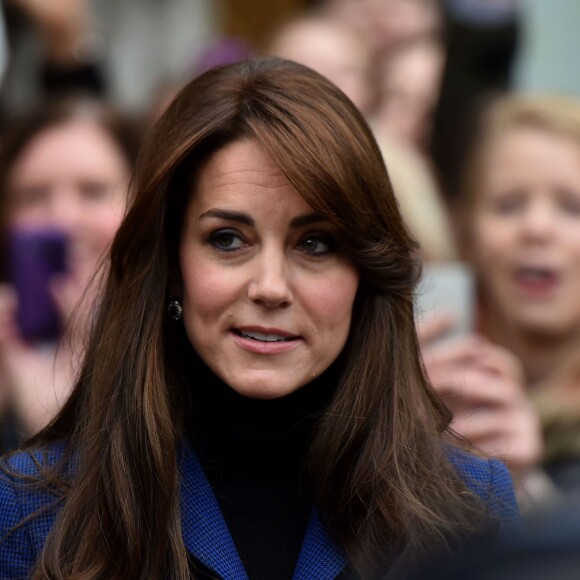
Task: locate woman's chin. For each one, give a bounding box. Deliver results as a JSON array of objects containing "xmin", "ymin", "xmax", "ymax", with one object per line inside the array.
[{"xmin": 224, "ymin": 372, "xmax": 309, "ymax": 400}]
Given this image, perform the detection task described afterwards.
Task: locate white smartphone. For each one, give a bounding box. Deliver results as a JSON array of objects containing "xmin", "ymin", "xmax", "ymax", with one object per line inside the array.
[{"xmin": 414, "ymin": 262, "xmax": 475, "ymax": 342}]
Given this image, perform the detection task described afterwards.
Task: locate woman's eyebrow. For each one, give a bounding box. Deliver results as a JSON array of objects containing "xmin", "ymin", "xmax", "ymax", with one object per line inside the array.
[
  {"xmin": 289, "ymin": 214, "xmax": 325, "ymax": 228},
  {"xmin": 198, "ymin": 210, "xmax": 325, "ymax": 229},
  {"xmin": 199, "ymin": 209, "xmax": 254, "ymax": 226}
]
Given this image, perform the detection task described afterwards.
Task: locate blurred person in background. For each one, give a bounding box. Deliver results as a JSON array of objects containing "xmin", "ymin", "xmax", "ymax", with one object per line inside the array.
[
  {"xmin": 423, "ymin": 94, "xmax": 580, "ymax": 503},
  {"xmin": 462, "ymin": 95, "xmax": 580, "ymax": 390},
  {"xmin": 372, "ymin": 34, "xmax": 445, "ymax": 151},
  {"xmin": 318, "ymin": 0, "xmax": 441, "ymax": 53},
  {"xmin": 464, "ymin": 94, "xmax": 580, "ymax": 495},
  {"xmin": 0, "ymin": 97, "xmax": 140, "ymax": 448},
  {"xmin": 366, "ymin": 29, "xmax": 453, "ymax": 261}
]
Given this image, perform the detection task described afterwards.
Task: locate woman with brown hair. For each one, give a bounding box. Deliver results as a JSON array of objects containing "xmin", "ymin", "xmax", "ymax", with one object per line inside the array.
[{"xmin": 0, "ymin": 58, "xmax": 518, "ymax": 579}]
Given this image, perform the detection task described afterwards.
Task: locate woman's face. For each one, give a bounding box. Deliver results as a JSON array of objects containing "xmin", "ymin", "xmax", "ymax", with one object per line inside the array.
[
  {"xmin": 377, "ymin": 40, "xmax": 443, "ymax": 147},
  {"xmin": 7, "ymin": 120, "xmax": 130, "ymax": 280},
  {"xmin": 179, "ymin": 138, "xmax": 360, "ymax": 399},
  {"xmin": 471, "ymin": 126, "xmax": 580, "ymax": 337}
]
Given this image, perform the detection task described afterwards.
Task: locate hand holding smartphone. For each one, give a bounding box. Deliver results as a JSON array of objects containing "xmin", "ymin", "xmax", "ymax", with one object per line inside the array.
[
  {"xmin": 7, "ymin": 227, "xmax": 68, "ymax": 342},
  {"xmin": 415, "ymin": 262, "xmax": 475, "ymax": 343}
]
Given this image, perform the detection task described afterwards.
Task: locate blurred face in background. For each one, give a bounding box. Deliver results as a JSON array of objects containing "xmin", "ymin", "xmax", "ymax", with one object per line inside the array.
[
  {"xmin": 325, "ymin": 0, "xmax": 441, "ymax": 51},
  {"xmin": 375, "ymin": 37, "xmax": 444, "ymax": 147},
  {"xmin": 471, "ymin": 126, "xmax": 580, "ymax": 339},
  {"xmin": 270, "ymin": 18, "xmax": 373, "ymax": 115},
  {"xmin": 6, "ymin": 120, "xmax": 130, "ymax": 280}
]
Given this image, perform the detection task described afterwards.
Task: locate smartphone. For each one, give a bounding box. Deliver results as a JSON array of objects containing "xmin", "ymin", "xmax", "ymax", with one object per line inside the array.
[
  {"xmin": 415, "ymin": 262, "xmax": 475, "ymax": 342},
  {"xmin": 7, "ymin": 227, "xmax": 68, "ymax": 342}
]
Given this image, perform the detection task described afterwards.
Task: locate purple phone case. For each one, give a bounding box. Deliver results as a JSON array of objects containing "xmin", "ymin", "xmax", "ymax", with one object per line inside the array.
[{"xmin": 8, "ymin": 227, "xmax": 68, "ymax": 342}]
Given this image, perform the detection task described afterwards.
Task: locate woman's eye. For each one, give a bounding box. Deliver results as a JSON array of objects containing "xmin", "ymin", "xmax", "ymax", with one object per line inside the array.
[
  {"xmin": 208, "ymin": 230, "xmax": 245, "ymax": 252},
  {"xmin": 491, "ymin": 195, "xmax": 525, "ymax": 216},
  {"xmin": 298, "ymin": 233, "xmax": 337, "ymax": 256},
  {"xmin": 13, "ymin": 185, "xmax": 50, "ymax": 209},
  {"xmin": 81, "ymin": 182, "xmax": 110, "ymax": 202},
  {"xmin": 557, "ymin": 191, "xmax": 580, "ymax": 216}
]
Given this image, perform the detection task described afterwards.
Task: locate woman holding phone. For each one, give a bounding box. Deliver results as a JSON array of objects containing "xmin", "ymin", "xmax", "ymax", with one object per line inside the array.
[
  {"xmin": 458, "ymin": 94, "xmax": 580, "ymax": 493},
  {"xmin": 1, "ymin": 59, "xmax": 518, "ymax": 579},
  {"xmin": 0, "ymin": 97, "xmax": 140, "ymax": 443},
  {"xmin": 421, "ymin": 94, "xmax": 580, "ymax": 502}
]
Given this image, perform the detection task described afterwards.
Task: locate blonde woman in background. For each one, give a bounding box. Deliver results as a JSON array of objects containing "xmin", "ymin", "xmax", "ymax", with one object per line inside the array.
[
  {"xmin": 424, "ymin": 94, "xmax": 580, "ymax": 502},
  {"xmin": 462, "ymin": 94, "xmax": 580, "ymax": 496}
]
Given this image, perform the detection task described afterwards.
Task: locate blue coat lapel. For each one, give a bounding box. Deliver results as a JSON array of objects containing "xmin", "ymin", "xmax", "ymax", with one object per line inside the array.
[
  {"xmin": 179, "ymin": 443, "xmax": 249, "ymax": 579},
  {"xmin": 178, "ymin": 443, "xmax": 346, "ymax": 579},
  {"xmin": 293, "ymin": 509, "xmax": 346, "ymax": 579}
]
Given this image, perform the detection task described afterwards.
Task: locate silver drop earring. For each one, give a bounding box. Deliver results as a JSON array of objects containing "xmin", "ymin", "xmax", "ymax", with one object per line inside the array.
[{"xmin": 167, "ymin": 299, "xmax": 183, "ymax": 321}]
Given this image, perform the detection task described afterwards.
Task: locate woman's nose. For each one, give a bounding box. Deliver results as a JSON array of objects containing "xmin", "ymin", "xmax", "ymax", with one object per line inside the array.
[
  {"xmin": 520, "ymin": 200, "xmax": 556, "ymax": 241},
  {"xmin": 247, "ymin": 250, "xmax": 293, "ymax": 308},
  {"xmin": 47, "ymin": 188, "xmax": 85, "ymax": 232}
]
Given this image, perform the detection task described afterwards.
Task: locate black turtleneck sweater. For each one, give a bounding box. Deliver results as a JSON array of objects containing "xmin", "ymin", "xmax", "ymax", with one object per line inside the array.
[{"xmin": 185, "ymin": 361, "xmax": 339, "ymax": 580}]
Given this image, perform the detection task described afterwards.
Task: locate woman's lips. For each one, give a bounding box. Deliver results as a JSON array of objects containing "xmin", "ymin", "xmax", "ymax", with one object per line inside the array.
[
  {"xmin": 231, "ymin": 328, "xmax": 302, "ymax": 354},
  {"xmin": 513, "ymin": 266, "xmax": 560, "ymax": 298}
]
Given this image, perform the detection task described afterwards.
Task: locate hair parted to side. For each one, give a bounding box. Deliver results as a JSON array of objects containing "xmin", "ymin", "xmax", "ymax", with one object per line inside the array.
[{"xmin": 10, "ymin": 58, "xmax": 485, "ymax": 579}]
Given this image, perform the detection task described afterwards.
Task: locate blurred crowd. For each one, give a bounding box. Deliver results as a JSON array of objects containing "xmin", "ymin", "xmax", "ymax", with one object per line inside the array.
[{"xmin": 1, "ymin": 0, "xmax": 580, "ymax": 564}]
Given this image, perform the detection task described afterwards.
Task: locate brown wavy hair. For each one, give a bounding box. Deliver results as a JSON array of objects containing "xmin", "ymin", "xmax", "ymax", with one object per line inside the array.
[{"xmin": 12, "ymin": 58, "xmax": 485, "ymax": 578}]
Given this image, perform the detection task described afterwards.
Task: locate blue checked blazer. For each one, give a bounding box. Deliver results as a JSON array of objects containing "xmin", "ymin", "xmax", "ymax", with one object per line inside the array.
[{"xmin": 0, "ymin": 443, "xmax": 519, "ymax": 580}]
